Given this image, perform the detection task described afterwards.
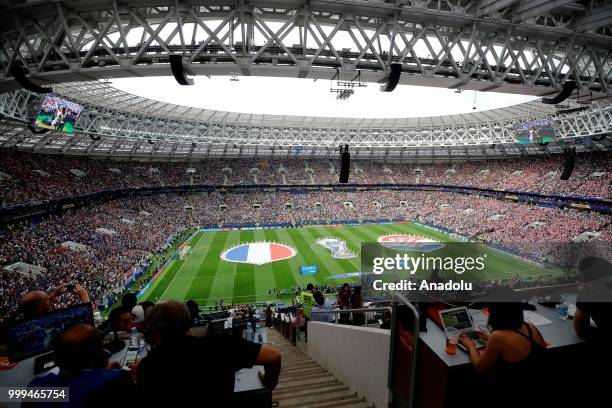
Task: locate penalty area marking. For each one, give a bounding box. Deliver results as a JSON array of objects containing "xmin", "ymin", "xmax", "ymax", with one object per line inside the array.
[{"xmin": 159, "ymin": 233, "xmax": 213, "ymax": 301}]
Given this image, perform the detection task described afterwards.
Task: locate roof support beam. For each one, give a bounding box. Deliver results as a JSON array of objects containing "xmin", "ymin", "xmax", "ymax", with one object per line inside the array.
[
  {"xmin": 512, "ymin": 0, "xmax": 577, "ymax": 22},
  {"xmin": 577, "ymin": 6, "xmax": 612, "ymax": 32},
  {"xmin": 478, "ymin": 0, "xmax": 521, "ymax": 16}
]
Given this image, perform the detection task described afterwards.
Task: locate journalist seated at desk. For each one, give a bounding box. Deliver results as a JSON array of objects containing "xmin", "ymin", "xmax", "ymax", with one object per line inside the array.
[
  {"xmin": 27, "ymin": 324, "xmax": 136, "ymax": 407},
  {"xmin": 458, "ymin": 302, "xmax": 547, "ymax": 406},
  {"xmin": 133, "ymin": 300, "xmax": 281, "ymax": 404},
  {"xmin": 459, "ymin": 302, "xmax": 547, "ymax": 374},
  {"xmin": 573, "ymin": 256, "xmax": 612, "ymax": 341}
]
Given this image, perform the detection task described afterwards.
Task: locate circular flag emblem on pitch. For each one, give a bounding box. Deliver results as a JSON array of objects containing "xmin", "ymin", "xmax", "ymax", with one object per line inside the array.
[
  {"xmin": 377, "ymin": 235, "xmax": 444, "ymax": 252},
  {"xmin": 221, "ymin": 242, "xmax": 296, "ymax": 265}
]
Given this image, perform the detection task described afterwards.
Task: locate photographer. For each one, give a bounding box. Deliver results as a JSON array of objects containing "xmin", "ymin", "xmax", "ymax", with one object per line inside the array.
[{"xmin": 19, "ymin": 283, "xmax": 91, "ymax": 319}]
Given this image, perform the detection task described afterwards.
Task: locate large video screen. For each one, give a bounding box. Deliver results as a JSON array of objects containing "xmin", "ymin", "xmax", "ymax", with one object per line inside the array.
[
  {"xmin": 34, "ymin": 94, "xmax": 83, "ymax": 134},
  {"xmin": 513, "ymin": 118, "xmax": 556, "ymax": 144}
]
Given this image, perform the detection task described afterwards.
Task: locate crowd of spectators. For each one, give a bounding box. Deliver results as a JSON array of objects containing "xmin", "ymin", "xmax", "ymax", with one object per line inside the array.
[
  {"xmin": 1, "ymin": 187, "xmax": 609, "ymax": 322},
  {"xmin": 0, "ymin": 195, "xmax": 193, "ymax": 322},
  {"xmin": 1, "ymin": 151, "xmax": 609, "ymax": 208},
  {"xmin": 268, "ymin": 282, "xmax": 360, "ymax": 298},
  {"xmin": 12, "ymin": 290, "xmax": 281, "ymax": 405}
]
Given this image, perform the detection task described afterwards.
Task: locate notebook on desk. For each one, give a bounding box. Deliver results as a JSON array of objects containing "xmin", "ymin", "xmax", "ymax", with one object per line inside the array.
[{"xmin": 523, "ymin": 310, "xmax": 553, "ymax": 326}]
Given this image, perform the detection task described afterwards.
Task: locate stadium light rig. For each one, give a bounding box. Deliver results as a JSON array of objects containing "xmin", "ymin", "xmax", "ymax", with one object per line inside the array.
[
  {"xmin": 336, "ymin": 89, "xmax": 354, "ymax": 100},
  {"xmin": 330, "ymin": 69, "xmax": 366, "ymax": 101}
]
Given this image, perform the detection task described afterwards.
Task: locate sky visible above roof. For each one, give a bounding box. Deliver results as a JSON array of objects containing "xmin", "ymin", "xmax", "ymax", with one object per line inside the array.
[{"xmin": 111, "ymin": 76, "xmax": 539, "ymax": 119}]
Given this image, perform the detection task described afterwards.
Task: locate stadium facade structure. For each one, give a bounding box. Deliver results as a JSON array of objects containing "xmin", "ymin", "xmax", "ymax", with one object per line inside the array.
[
  {"xmin": 0, "ymin": 1, "xmax": 611, "ymax": 94},
  {"xmin": 1, "ymin": 81, "xmax": 610, "ymax": 160},
  {"xmin": 0, "ymin": 0, "xmax": 610, "ymax": 159}
]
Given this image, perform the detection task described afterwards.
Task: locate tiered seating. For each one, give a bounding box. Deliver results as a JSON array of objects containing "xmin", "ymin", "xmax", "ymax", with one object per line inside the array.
[{"xmin": 1, "ymin": 151, "xmax": 610, "ymax": 208}]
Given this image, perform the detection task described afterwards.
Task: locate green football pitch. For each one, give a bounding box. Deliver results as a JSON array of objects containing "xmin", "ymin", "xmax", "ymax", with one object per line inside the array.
[{"xmin": 140, "ymin": 222, "xmax": 560, "ymax": 307}]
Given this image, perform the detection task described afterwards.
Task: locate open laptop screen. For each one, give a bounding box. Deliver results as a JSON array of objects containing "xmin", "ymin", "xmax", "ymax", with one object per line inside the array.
[
  {"xmin": 440, "ymin": 307, "xmax": 472, "ymax": 331},
  {"xmin": 7, "ymin": 302, "xmax": 94, "ymax": 363}
]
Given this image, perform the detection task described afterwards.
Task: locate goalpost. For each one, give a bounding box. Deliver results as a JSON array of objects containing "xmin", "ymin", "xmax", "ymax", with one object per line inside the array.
[{"xmin": 178, "ymin": 244, "xmax": 191, "ymax": 260}]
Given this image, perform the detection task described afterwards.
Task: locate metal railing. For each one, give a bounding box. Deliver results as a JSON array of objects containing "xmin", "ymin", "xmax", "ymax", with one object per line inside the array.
[
  {"xmin": 311, "ymin": 307, "xmax": 392, "ymax": 326},
  {"xmin": 390, "ymin": 294, "xmax": 420, "ymax": 408},
  {"xmin": 309, "ymin": 296, "xmax": 420, "ymax": 408}
]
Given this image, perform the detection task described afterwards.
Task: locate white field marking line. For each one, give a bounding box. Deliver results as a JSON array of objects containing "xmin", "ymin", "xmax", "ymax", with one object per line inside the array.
[
  {"xmin": 160, "ymin": 232, "xmax": 211, "ymax": 300},
  {"xmin": 231, "ymin": 229, "xmax": 271, "ymax": 302},
  {"xmin": 227, "ymin": 261, "xmax": 240, "ymax": 302},
  {"xmin": 184, "ymin": 230, "xmax": 221, "ymax": 284},
  {"xmin": 148, "ymin": 233, "xmax": 198, "ymax": 297},
  {"xmin": 208, "ymin": 234, "xmax": 240, "ymax": 301},
  {"xmin": 174, "ymin": 272, "xmax": 236, "ymax": 280},
  {"xmin": 158, "ymin": 236, "xmax": 197, "ymax": 301},
  {"xmin": 193, "ymin": 293, "xmax": 278, "ymax": 302}
]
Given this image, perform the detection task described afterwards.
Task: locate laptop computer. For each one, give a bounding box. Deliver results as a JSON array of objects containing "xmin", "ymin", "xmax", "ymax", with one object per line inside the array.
[
  {"xmin": 438, "ymin": 306, "xmax": 487, "ymax": 351},
  {"xmin": 7, "ymin": 302, "xmax": 94, "ymax": 366}
]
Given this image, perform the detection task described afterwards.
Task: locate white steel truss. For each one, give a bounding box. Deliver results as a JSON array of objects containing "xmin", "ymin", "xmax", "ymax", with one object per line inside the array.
[
  {"xmin": 1, "ymin": 117, "xmax": 610, "ymax": 160},
  {"xmin": 0, "ymin": 87, "xmax": 610, "ymax": 158},
  {"xmin": 0, "ymin": 1, "xmax": 611, "ymax": 96}
]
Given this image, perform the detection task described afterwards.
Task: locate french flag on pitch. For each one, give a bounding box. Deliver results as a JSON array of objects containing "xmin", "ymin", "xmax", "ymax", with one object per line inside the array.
[{"xmin": 221, "ymin": 242, "xmax": 296, "ymax": 265}]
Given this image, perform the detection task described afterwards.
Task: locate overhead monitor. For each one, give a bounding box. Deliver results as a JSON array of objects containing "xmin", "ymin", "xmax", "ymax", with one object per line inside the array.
[
  {"xmin": 514, "ymin": 118, "xmax": 556, "ymax": 144},
  {"xmin": 34, "ymin": 94, "xmax": 83, "ymax": 134}
]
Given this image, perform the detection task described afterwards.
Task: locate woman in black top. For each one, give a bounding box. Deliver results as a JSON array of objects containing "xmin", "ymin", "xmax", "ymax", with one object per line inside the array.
[
  {"xmin": 459, "ymin": 302, "xmax": 547, "ymax": 374},
  {"xmin": 459, "ymin": 302, "xmax": 547, "ymax": 406}
]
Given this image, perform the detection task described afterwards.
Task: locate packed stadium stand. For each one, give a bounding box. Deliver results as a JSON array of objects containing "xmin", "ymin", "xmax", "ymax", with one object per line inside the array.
[
  {"xmin": 1, "ymin": 1, "xmax": 612, "ymax": 407},
  {"xmin": 1, "ymin": 186, "xmax": 610, "ymax": 322},
  {"xmin": 1, "ymin": 151, "xmax": 610, "ymax": 208}
]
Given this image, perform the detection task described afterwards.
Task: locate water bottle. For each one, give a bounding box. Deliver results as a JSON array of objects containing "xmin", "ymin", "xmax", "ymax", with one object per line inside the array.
[
  {"xmin": 255, "ymin": 324, "xmax": 263, "ymax": 344},
  {"xmin": 558, "ymin": 302, "xmax": 568, "ymax": 319},
  {"xmin": 245, "ymin": 322, "xmax": 253, "ymax": 342},
  {"xmin": 129, "ymin": 326, "xmax": 140, "ymax": 349}
]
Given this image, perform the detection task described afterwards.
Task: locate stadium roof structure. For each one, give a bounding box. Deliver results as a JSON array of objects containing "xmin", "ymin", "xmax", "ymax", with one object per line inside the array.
[
  {"xmin": 0, "ymin": 0, "xmax": 611, "ymax": 95},
  {"xmin": 0, "ymin": 89, "xmax": 610, "ymax": 159},
  {"xmin": 0, "ymin": 0, "xmax": 611, "ymax": 159},
  {"xmin": 55, "ymin": 80, "xmax": 555, "ymax": 127}
]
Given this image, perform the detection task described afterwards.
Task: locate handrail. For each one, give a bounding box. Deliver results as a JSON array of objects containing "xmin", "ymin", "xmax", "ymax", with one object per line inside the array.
[
  {"xmin": 310, "ymin": 299, "xmax": 420, "ymax": 408},
  {"xmin": 311, "ymin": 307, "xmax": 392, "ymax": 324},
  {"xmin": 311, "ymin": 307, "xmax": 392, "ymax": 314},
  {"xmin": 366, "ymin": 300, "xmax": 397, "ymax": 306},
  {"xmin": 391, "ymin": 293, "xmax": 420, "ymax": 408}
]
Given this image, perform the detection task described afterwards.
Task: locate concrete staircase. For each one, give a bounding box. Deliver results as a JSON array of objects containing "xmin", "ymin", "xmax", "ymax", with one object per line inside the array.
[{"xmin": 267, "ymin": 329, "xmax": 372, "ymax": 408}]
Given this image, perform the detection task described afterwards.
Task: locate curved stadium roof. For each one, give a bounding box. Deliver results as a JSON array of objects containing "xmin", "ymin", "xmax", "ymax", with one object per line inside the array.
[{"xmin": 56, "ymin": 80, "xmax": 561, "ymax": 129}]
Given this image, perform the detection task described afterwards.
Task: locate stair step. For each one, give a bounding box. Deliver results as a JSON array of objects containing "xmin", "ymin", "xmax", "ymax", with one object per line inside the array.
[
  {"xmin": 282, "ymin": 361, "xmax": 319, "ymax": 370},
  {"xmin": 282, "ymin": 356, "xmax": 311, "ymax": 362},
  {"xmin": 274, "ymin": 383, "xmax": 348, "ymax": 399},
  {"xmin": 306, "ymin": 397, "xmax": 371, "ymax": 408},
  {"xmin": 279, "ymin": 371, "xmax": 332, "ymax": 383},
  {"xmin": 281, "ymin": 364, "xmax": 322, "ymax": 374},
  {"xmin": 275, "ymin": 375, "xmax": 336, "ymax": 392},
  {"xmin": 281, "ymin": 364, "xmax": 325, "ymax": 374},
  {"xmin": 282, "ymin": 356, "xmax": 311, "ymax": 363},
  {"xmin": 278, "ymin": 390, "xmax": 358, "ymax": 408},
  {"xmin": 266, "ymin": 328, "xmax": 368, "ymax": 408},
  {"xmin": 280, "ymin": 368, "xmax": 327, "ymax": 380}
]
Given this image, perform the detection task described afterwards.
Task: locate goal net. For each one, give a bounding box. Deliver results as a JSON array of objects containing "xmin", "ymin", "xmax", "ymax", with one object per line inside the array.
[{"xmin": 178, "ymin": 245, "xmax": 191, "ymax": 260}]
